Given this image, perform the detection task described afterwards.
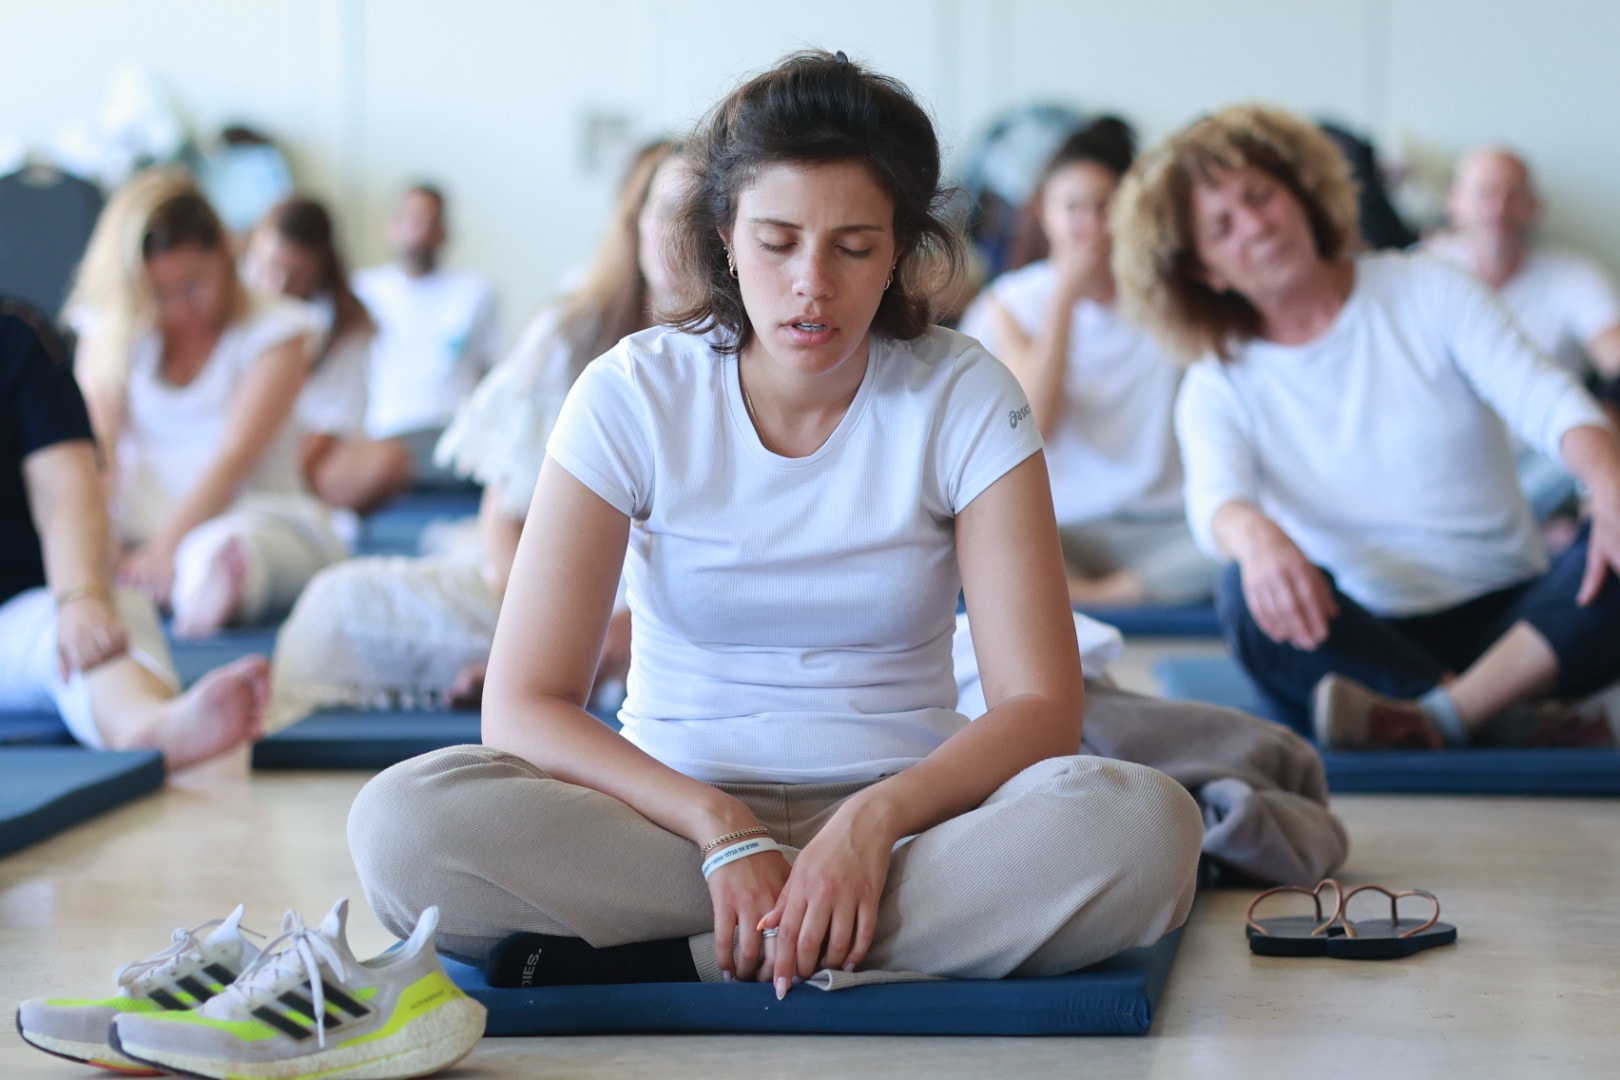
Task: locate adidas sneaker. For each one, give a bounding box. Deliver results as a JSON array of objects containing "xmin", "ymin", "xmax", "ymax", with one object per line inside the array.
[
  {"xmin": 15, "ymin": 904, "xmax": 262, "ymax": 1074},
  {"xmin": 110, "ymin": 899, "xmax": 486, "ymax": 1080}
]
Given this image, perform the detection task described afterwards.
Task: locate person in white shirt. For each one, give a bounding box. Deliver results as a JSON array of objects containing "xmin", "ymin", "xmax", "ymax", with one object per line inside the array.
[
  {"xmin": 244, "ymin": 196, "xmax": 413, "ymax": 512},
  {"xmin": 960, "ymin": 117, "xmax": 1215, "ymax": 607},
  {"xmin": 263, "ymin": 140, "xmax": 686, "ymax": 730},
  {"xmin": 349, "ymin": 50, "xmax": 1200, "ymax": 995},
  {"xmin": 69, "ymin": 170, "xmax": 347, "ymax": 638},
  {"xmin": 353, "ymin": 184, "xmax": 498, "ymax": 476},
  {"xmin": 1112, "ymin": 104, "xmax": 1620, "ymax": 751},
  {"xmin": 1424, "ymin": 148, "xmax": 1620, "ymax": 518}
]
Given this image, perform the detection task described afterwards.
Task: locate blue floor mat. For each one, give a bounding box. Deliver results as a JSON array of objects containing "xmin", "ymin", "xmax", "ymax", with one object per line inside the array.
[
  {"xmin": 253, "ymin": 702, "xmax": 622, "ymax": 771},
  {"xmin": 0, "ymin": 748, "xmax": 165, "ymax": 857},
  {"xmin": 444, "ymin": 928, "xmax": 1182, "ymax": 1036},
  {"xmin": 0, "ymin": 711, "xmax": 74, "ymax": 746},
  {"xmin": 164, "ymin": 624, "xmax": 280, "ymax": 687},
  {"xmin": 356, "ymin": 489, "xmax": 481, "ymax": 557},
  {"xmin": 1077, "ymin": 602, "xmax": 1220, "ymax": 638},
  {"xmin": 252, "ymin": 709, "xmax": 482, "ymax": 770},
  {"xmin": 1153, "ymin": 655, "xmax": 1620, "ymax": 795}
]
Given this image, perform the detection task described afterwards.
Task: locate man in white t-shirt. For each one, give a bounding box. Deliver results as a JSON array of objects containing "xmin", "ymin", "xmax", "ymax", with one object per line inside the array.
[
  {"xmin": 354, "ymin": 184, "xmax": 499, "ymax": 473},
  {"xmin": 1426, "ymin": 148, "xmax": 1620, "ymax": 515}
]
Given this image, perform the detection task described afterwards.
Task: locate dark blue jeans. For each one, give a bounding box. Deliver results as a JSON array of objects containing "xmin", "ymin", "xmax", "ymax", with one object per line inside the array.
[{"xmin": 1217, "ymin": 525, "xmax": 1620, "ymax": 736}]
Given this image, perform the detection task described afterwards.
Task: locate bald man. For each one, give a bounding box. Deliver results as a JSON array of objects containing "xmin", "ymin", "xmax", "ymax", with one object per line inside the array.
[{"xmin": 1427, "ymin": 148, "xmax": 1620, "ymax": 516}]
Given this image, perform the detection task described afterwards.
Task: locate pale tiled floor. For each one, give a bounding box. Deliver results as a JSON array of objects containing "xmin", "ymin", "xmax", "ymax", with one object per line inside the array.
[{"xmin": 4, "ymin": 642, "xmax": 1620, "ymax": 1079}]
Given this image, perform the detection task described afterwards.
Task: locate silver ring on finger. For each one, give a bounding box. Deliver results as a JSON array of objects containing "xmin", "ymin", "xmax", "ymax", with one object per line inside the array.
[{"xmin": 761, "ymin": 928, "xmax": 779, "ymax": 939}]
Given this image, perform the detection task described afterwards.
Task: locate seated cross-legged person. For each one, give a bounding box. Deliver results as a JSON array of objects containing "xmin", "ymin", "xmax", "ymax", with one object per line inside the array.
[
  {"xmin": 263, "ymin": 140, "xmax": 686, "ymax": 728},
  {"xmin": 0, "ymin": 299, "xmax": 267, "ymax": 769},
  {"xmin": 961, "ymin": 118, "xmax": 1215, "ymax": 607},
  {"xmin": 348, "ymin": 51, "xmax": 1202, "ymax": 992},
  {"xmin": 353, "ymin": 183, "xmax": 499, "ymax": 478},
  {"xmin": 1111, "ymin": 104, "xmax": 1620, "ymax": 749},
  {"xmin": 69, "ymin": 170, "xmax": 348, "ymax": 638}
]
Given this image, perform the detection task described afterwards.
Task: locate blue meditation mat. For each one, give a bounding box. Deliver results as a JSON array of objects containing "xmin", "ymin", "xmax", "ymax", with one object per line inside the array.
[
  {"xmin": 1076, "ymin": 602, "xmax": 1220, "ymax": 638},
  {"xmin": 0, "ymin": 711, "xmax": 74, "ymax": 746},
  {"xmin": 164, "ymin": 624, "xmax": 280, "ymax": 687},
  {"xmin": 1153, "ymin": 655, "xmax": 1620, "ymax": 795},
  {"xmin": 356, "ymin": 489, "xmax": 481, "ymax": 557},
  {"xmin": 443, "ymin": 928, "xmax": 1182, "ymax": 1036},
  {"xmin": 252, "ymin": 709, "xmax": 483, "ymax": 770},
  {"xmin": 253, "ymin": 701, "xmax": 623, "ymax": 770},
  {"xmin": 0, "ymin": 748, "xmax": 165, "ymax": 857}
]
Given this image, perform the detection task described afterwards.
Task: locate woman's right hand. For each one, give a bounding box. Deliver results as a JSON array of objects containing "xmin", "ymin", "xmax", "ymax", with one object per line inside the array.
[
  {"xmin": 706, "ymin": 849, "xmax": 793, "ymax": 982},
  {"xmin": 118, "ymin": 543, "xmax": 176, "ymax": 607},
  {"xmin": 1238, "ymin": 525, "xmax": 1338, "ymax": 650}
]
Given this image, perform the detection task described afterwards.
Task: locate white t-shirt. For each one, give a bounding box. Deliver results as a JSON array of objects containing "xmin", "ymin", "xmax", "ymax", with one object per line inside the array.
[
  {"xmin": 294, "ymin": 294, "xmax": 371, "ymax": 439},
  {"xmin": 1427, "ymin": 240, "xmax": 1620, "ymax": 379},
  {"xmin": 1176, "ymin": 252, "xmax": 1609, "ymax": 618},
  {"xmin": 959, "ymin": 261, "xmax": 1184, "ymax": 524},
  {"xmin": 436, "ymin": 306, "xmax": 578, "ymax": 519},
  {"xmin": 546, "ymin": 325, "xmax": 1043, "ymax": 784},
  {"xmin": 114, "ymin": 298, "xmax": 320, "ymax": 544},
  {"xmin": 353, "ymin": 263, "xmax": 498, "ymax": 438}
]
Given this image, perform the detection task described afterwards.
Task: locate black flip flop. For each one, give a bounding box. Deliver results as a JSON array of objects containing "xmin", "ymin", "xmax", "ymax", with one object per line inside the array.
[
  {"xmin": 1325, "ymin": 885, "xmax": 1457, "ymax": 960},
  {"xmin": 1246, "ymin": 879, "xmax": 1344, "ymax": 957}
]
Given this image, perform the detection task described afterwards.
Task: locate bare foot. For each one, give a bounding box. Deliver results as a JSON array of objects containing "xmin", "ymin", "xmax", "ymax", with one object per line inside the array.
[
  {"xmin": 173, "ymin": 539, "xmax": 249, "ymax": 639},
  {"xmin": 146, "ymin": 656, "xmax": 270, "ymax": 770}
]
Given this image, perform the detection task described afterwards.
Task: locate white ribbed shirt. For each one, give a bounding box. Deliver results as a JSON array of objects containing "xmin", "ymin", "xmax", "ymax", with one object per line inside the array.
[{"xmin": 546, "ymin": 325, "xmax": 1042, "ymax": 783}]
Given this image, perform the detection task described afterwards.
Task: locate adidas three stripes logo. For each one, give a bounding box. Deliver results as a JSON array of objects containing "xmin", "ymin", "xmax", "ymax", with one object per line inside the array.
[
  {"xmin": 146, "ymin": 963, "xmax": 239, "ymax": 1011},
  {"xmin": 250, "ymin": 981, "xmax": 372, "ymax": 1041}
]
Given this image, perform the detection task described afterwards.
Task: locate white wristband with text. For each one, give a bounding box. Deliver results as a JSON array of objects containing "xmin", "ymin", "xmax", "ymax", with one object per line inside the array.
[{"xmin": 701, "ymin": 836, "xmax": 783, "ymax": 880}]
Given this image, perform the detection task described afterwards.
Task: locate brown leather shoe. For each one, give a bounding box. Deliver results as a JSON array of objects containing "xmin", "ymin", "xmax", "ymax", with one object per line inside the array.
[{"xmin": 1312, "ymin": 675, "xmax": 1446, "ymax": 751}]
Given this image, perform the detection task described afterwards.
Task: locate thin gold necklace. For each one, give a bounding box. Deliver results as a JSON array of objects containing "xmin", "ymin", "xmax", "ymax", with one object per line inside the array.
[{"xmin": 741, "ymin": 367, "xmax": 759, "ymax": 426}]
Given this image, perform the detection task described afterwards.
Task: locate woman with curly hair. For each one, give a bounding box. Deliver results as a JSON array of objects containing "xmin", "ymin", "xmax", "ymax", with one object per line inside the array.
[
  {"xmin": 349, "ymin": 51, "xmax": 1200, "ymax": 995},
  {"xmin": 1111, "ymin": 104, "xmax": 1620, "ymax": 750}
]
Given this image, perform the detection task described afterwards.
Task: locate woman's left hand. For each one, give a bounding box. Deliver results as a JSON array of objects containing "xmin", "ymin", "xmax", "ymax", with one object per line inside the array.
[
  {"xmin": 118, "ymin": 543, "xmax": 176, "ymax": 606},
  {"xmin": 758, "ymin": 802, "xmax": 895, "ymax": 995},
  {"xmin": 1578, "ymin": 493, "xmax": 1620, "ymax": 605}
]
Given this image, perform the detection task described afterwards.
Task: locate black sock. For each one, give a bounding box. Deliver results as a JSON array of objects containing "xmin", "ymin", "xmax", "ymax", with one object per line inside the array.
[{"xmin": 483, "ymin": 932, "xmax": 701, "ymax": 987}]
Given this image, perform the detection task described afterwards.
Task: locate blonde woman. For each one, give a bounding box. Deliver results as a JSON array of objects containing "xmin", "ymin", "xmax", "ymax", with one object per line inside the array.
[
  {"xmin": 69, "ymin": 169, "xmax": 346, "ymax": 638},
  {"xmin": 266, "ymin": 141, "xmax": 687, "ymax": 727}
]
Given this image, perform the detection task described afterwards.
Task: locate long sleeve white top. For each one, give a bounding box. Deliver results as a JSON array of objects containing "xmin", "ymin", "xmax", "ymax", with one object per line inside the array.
[{"xmin": 1175, "ymin": 251, "xmax": 1609, "ymax": 617}]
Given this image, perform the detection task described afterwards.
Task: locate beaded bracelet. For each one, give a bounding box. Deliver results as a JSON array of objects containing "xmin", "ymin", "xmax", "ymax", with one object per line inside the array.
[
  {"xmin": 701, "ymin": 837, "xmax": 783, "ymax": 880},
  {"xmin": 700, "ymin": 825, "xmax": 770, "ymax": 856}
]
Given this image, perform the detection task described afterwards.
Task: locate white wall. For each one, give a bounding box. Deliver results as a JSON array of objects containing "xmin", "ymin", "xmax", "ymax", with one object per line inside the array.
[{"xmin": 3, "ymin": 0, "xmax": 1618, "ymax": 346}]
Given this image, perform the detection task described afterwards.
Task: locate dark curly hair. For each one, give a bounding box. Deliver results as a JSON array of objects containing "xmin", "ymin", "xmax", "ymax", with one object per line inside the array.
[{"xmin": 664, "ymin": 49, "xmax": 963, "ymax": 355}]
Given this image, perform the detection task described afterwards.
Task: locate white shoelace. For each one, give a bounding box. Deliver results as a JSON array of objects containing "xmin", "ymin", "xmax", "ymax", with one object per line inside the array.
[
  {"xmin": 217, "ymin": 914, "xmax": 351, "ymax": 1049},
  {"xmin": 114, "ymin": 917, "xmax": 258, "ymax": 993}
]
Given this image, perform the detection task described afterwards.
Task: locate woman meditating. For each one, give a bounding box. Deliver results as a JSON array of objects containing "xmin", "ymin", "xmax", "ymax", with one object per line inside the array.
[
  {"xmin": 349, "ymin": 50, "xmax": 1201, "ymax": 995},
  {"xmin": 1111, "ymin": 104, "xmax": 1620, "ymax": 748}
]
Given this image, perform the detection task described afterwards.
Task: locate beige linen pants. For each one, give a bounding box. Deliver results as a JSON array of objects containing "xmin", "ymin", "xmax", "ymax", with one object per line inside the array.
[{"xmin": 348, "ymin": 746, "xmax": 1203, "ymax": 985}]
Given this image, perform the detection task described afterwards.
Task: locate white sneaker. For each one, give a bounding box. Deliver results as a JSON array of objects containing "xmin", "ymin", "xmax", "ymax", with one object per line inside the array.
[
  {"xmin": 110, "ymin": 899, "xmax": 486, "ymax": 1080},
  {"xmin": 16, "ymin": 904, "xmax": 262, "ymax": 1074}
]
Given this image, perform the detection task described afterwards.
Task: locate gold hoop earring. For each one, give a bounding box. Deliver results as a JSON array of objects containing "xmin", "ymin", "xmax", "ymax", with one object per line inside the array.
[
  {"xmin": 883, "ymin": 267, "xmax": 895, "ymax": 291},
  {"xmin": 726, "ymin": 250, "xmax": 739, "ymax": 279}
]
